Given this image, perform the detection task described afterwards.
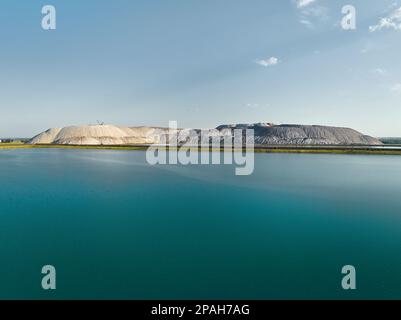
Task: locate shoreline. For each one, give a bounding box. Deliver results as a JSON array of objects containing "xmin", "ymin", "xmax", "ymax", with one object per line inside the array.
[{"xmin": 1, "ymin": 143, "xmax": 401, "ymax": 155}]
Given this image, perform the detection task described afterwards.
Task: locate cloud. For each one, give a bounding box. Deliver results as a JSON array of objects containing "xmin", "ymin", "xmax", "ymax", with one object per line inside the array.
[
  {"xmin": 388, "ymin": 2, "xmax": 399, "ymax": 10},
  {"xmin": 245, "ymin": 103, "xmax": 260, "ymax": 109},
  {"xmin": 369, "ymin": 6, "xmax": 401, "ymax": 32},
  {"xmin": 371, "ymin": 68, "xmax": 387, "ymax": 75},
  {"xmin": 296, "ymin": 0, "xmax": 317, "ymax": 8},
  {"xmin": 255, "ymin": 57, "xmax": 279, "ymax": 67},
  {"xmin": 244, "ymin": 103, "xmax": 270, "ymax": 110},
  {"xmin": 301, "ymin": 6, "xmax": 328, "ymax": 19},
  {"xmin": 299, "ymin": 19, "xmax": 313, "ymax": 27},
  {"xmin": 391, "ymin": 83, "xmax": 401, "ymax": 94},
  {"xmin": 294, "ymin": 0, "xmax": 328, "ymax": 27}
]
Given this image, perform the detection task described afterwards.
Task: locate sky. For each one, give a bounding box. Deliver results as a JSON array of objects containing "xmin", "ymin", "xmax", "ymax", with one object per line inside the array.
[{"xmin": 0, "ymin": 0, "xmax": 400, "ymax": 137}]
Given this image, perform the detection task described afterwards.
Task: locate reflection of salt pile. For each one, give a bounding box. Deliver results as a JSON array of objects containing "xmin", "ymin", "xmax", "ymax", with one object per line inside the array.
[{"xmin": 29, "ymin": 123, "xmax": 383, "ymax": 146}]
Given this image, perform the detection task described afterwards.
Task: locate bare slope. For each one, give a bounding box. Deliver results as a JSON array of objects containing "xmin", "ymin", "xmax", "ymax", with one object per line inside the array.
[
  {"xmin": 29, "ymin": 125, "xmax": 167, "ymax": 145},
  {"xmin": 217, "ymin": 123, "xmax": 382, "ymax": 145}
]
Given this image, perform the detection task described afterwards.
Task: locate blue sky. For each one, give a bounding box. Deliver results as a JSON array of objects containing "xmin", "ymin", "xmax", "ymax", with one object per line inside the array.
[{"xmin": 0, "ymin": 0, "xmax": 400, "ymax": 137}]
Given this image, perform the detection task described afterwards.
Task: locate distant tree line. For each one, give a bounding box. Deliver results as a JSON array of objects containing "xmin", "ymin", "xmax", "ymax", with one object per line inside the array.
[
  {"xmin": 0, "ymin": 138, "xmax": 30, "ymax": 143},
  {"xmin": 380, "ymin": 138, "xmax": 401, "ymax": 145}
]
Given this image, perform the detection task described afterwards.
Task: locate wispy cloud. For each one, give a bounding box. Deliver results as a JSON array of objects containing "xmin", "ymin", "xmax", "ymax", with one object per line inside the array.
[
  {"xmin": 299, "ymin": 19, "xmax": 313, "ymax": 28},
  {"xmin": 293, "ymin": 0, "xmax": 328, "ymax": 28},
  {"xmin": 245, "ymin": 103, "xmax": 260, "ymax": 109},
  {"xmin": 255, "ymin": 57, "xmax": 279, "ymax": 67},
  {"xmin": 371, "ymin": 68, "xmax": 387, "ymax": 75},
  {"xmin": 369, "ymin": 6, "xmax": 401, "ymax": 32},
  {"xmin": 391, "ymin": 83, "xmax": 401, "ymax": 94},
  {"xmin": 388, "ymin": 2, "xmax": 399, "ymax": 11},
  {"xmin": 296, "ymin": 0, "xmax": 317, "ymax": 8},
  {"xmin": 301, "ymin": 6, "xmax": 328, "ymax": 20}
]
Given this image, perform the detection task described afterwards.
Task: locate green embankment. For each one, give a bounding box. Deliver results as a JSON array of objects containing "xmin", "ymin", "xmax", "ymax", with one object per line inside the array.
[{"xmin": 1, "ymin": 143, "xmax": 401, "ymax": 155}]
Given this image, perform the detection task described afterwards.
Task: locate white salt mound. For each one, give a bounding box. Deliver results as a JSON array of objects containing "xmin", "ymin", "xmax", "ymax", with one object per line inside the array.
[
  {"xmin": 29, "ymin": 123, "xmax": 382, "ymax": 145},
  {"xmin": 29, "ymin": 125, "xmax": 168, "ymax": 145}
]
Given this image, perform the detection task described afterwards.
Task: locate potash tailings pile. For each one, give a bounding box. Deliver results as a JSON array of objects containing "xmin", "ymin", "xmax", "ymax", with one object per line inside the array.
[{"xmin": 28, "ymin": 123, "xmax": 382, "ymax": 146}]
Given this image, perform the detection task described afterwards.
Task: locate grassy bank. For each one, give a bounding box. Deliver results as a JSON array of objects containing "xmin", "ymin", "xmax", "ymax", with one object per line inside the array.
[
  {"xmin": 0, "ymin": 143, "xmax": 146, "ymax": 151},
  {"xmin": 254, "ymin": 148, "xmax": 401, "ymax": 156},
  {"xmin": 1, "ymin": 143, "xmax": 401, "ymax": 156}
]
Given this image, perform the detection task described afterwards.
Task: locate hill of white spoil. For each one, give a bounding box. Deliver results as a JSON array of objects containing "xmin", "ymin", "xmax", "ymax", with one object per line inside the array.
[
  {"xmin": 216, "ymin": 124, "xmax": 382, "ymax": 145},
  {"xmin": 28, "ymin": 125, "xmax": 171, "ymax": 145},
  {"xmin": 29, "ymin": 123, "xmax": 382, "ymax": 145}
]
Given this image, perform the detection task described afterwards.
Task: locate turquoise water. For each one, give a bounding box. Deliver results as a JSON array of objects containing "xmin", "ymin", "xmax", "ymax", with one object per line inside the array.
[{"xmin": 1, "ymin": 149, "xmax": 401, "ymax": 299}]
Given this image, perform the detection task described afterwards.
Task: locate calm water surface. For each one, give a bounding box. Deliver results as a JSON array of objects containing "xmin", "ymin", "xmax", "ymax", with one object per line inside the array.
[{"xmin": 0, "ymin": 149, "xmax": 401, "ymax": 299}]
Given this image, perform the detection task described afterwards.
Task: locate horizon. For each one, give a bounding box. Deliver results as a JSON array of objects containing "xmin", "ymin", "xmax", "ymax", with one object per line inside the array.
[{"xmin": 1, "ymin": 0, "xmax": 401, "ymax": 137}]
